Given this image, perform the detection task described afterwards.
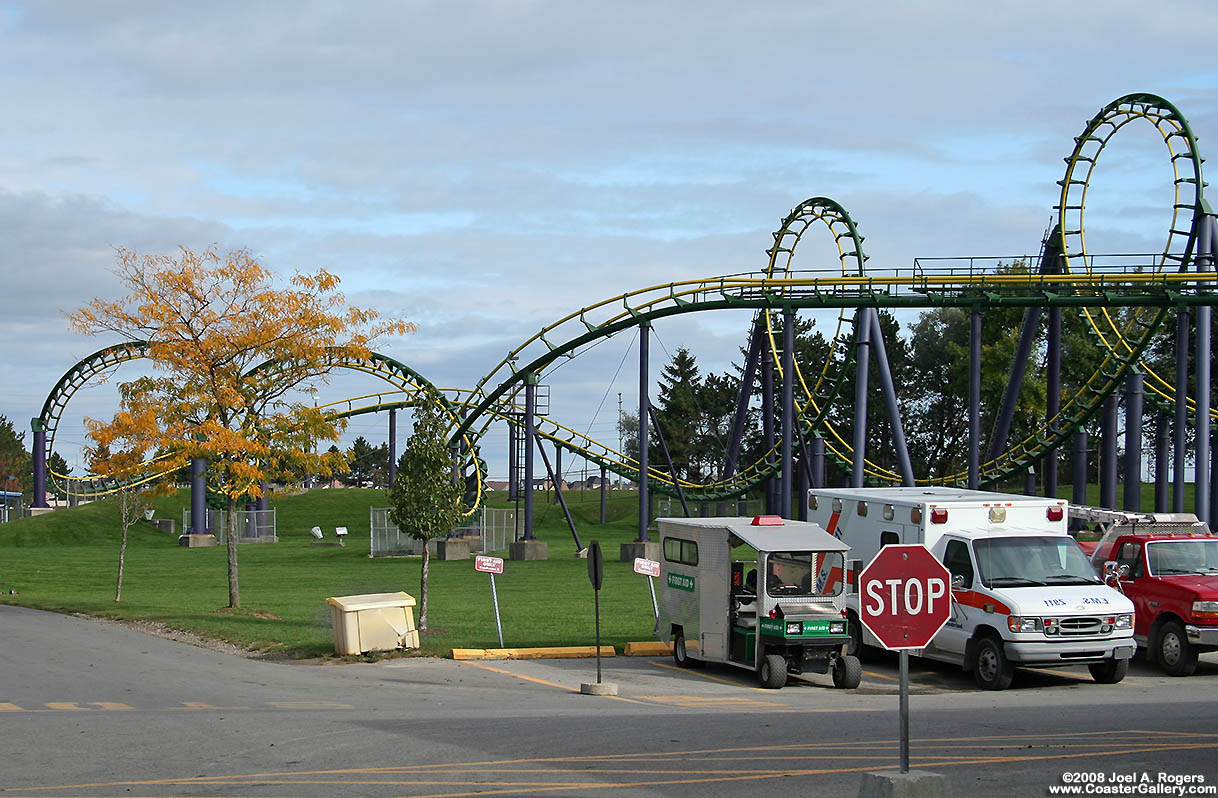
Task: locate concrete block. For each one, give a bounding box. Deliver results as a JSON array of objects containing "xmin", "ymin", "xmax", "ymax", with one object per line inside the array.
[
  {"xmin": 619, "ymin": 541, "xmax": 661, "ymax": 563},
  {"xmin": 178, "ymin": 534, "xmax": 218, "ymax": 548},
  {"xmin": 858, "ymin": 771, "xmax": 949, "ymax": 798},
  {"xmin": 433, "ymin": 539, "xmax": 470, "ymax": 560},
  {"xmin": 580, "ymin": 682, "xmax": 619, "ymax": 696},
  {"xmin": 153, "ymin": 519, "xmax": 176, "ymax": 534},
  {"xmin": 28, "ymin": 507, "xmax": 54, "ymax": 517},
  {"xmin": 509, "ymin": 540, "xmax": 549, "ymax": 561}
]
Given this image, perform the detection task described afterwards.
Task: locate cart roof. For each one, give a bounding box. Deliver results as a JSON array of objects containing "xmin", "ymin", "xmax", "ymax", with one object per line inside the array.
[
  {"xmin": 656, "ymin": 516, "xmax": 848, "ymax": 553},
  {"xmin": 809, "ymin": 486, "xmax": 1055, "ymax": 505}
]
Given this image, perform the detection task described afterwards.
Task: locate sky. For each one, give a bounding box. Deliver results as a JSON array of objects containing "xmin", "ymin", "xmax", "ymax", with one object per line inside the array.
[{"xmin": 2, "ymin": 0, "xmax": 1216, "ymax": 485}]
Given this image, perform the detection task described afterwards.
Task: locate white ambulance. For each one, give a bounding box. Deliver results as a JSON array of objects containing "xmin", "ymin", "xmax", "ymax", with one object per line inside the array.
[
  {"xmin": 806, "ymin": 487, "xmax": 1136, "ymax": 690},
  {"xmin": 655, "ymin": 515, "xmax": 861, "ymax": 689}
]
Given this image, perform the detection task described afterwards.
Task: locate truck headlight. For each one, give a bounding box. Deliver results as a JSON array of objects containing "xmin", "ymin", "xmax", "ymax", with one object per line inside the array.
[
  {"xmin": 1007, "ymin": 616, "xmax": 1041, "ymax": 633},
  {"xmin": 830, "ymin": 621, "xmax": 846, "ymax": 635},
  {"xmin": 1192, "ymin": 601, "xmax": 1218, "ymax": 620},
  {"xmin": 1113, "ymin": 614, "xmax": 1133, "ymax": 630},
  {"xmin": 785, "ymin": 621, "xmax": 802, "ymax": 635}
]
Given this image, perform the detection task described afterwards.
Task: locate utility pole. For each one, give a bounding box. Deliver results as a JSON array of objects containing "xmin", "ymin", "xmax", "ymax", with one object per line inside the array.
[{"xmin": 618, "ymin": 392, "xmax": 623, "ymax": 488}]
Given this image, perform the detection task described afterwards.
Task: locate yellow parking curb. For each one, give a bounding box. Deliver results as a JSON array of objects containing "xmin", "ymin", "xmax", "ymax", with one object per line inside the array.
[
  {"xmin": 624, "ymin": 641, "xmax": 672, "ymax": 656},
  {"xmin": 452, "ymin": 646, "xmax": 615, "ymax": 660}
]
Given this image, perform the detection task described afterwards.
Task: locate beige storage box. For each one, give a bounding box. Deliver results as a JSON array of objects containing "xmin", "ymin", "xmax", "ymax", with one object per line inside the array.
[{"xmin": 326, "ymin": 592, "xmax": 420, "ymax": 655}]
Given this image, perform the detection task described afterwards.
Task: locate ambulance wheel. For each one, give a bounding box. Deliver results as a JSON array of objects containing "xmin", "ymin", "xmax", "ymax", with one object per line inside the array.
[
  {"xmin": 971, "ymin": 635, "xmax": 1013, "ymax": 690},
  {"xmin": 1156, "ymin": 620, "xmax": 1198, "ymax": 677},
  {"xmin": 759, "ymin": 654, "xmax": 788, "ymax": 689},
  {"xmin": 1088, "ymin": 657, "xmax": 1129, "ymax": 684},
  {"xmin": 673, "ymin": 631, "xmax": 701, "ymax": 669},
  {"xmin": 832, "ymin": 654, "xmax": 862, "ymax": 689}
]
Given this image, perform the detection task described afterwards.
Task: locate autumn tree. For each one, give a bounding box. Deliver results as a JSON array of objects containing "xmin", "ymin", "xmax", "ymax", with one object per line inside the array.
[
  {"xmin": 387, "ymin": 391, "xmax": 464, "ymax": 631},
  {"xmin": 71, "ymin": 246, "xmax": 413, "ymax": 608},
  {"xmin": 86, "ymin": 441, "xmax": 151, "ymax": 602}
]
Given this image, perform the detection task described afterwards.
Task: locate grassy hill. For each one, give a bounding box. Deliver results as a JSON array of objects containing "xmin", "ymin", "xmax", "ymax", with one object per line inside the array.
[{"xmin": 0, "ymin": 486, "xmax": 660, "ymax": 658}]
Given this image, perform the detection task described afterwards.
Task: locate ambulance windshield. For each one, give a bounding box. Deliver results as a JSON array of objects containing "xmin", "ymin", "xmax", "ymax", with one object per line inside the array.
[
  {"xmin": 766, "ymin": 551, "xmax": 845, "ymax": 597},
  {"xmin": 973, "ymin": 536, "xmax": 1100, "ymax": 588}
]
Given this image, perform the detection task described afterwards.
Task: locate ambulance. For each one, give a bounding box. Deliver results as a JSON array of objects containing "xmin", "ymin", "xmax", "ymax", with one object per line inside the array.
[
  {"xmin": 655, "ymin": 515, "xmax": 861, "ymax": 689},
  {"xmin": 806, "ymin": 487, "xmax": 1136, "ymax": 690}
]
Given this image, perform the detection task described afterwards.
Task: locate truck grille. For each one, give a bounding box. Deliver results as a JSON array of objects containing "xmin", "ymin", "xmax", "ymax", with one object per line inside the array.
[{"xmin": 1058, "ymin": 617, "xmax": 1103, "ymax": 636}]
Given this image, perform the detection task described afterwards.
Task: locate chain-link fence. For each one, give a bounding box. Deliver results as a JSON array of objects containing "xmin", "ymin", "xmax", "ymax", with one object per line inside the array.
[
  {"xmin": 656, "ymin": 497, "xmax": 764, "ymax": 518},
  {"xmin": 0, "ymin": 497, "xmax": 23, "ymax": 524},
  {"xmin": 182, "ymin": 507, "xmax": 277, "ymax": 543},
  {"xmin": 370, "ymin": 507, "xmax": 514, "ymax": 557}
]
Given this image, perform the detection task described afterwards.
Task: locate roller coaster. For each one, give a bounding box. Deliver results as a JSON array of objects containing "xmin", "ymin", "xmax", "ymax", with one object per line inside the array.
[{"xmin": 30, "ymin": 92, "xmax": 1218, "ymax": 539}]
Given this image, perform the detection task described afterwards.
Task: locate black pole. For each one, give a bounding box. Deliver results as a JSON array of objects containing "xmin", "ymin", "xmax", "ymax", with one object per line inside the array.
[
  {"xmin": 969, "ymin": 309, "xmax": 982, "ymax": 490},
  {"xmin": 638, "ymin": 321, "xmax": 651, "ymax": 542},
  {"xmin": 1194, "ymin": 215, "xmax": 1213, "ymax": 525},
  {"xmin": 811, "ymin": 436, "xmax": 825, "ymax": 489},
  {"xmin": 388, "ymin": 408, "xmax": 397, "ymax": 487},
  {"xmin": 1123, "ymin": 371, "xmax": 1144, "ymax": 512}
]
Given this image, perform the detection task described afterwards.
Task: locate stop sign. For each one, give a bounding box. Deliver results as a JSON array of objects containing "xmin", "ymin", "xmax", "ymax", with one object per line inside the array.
[{"xmin": 858, "ymin": 544, "xmax": 952, "ymax": 650}]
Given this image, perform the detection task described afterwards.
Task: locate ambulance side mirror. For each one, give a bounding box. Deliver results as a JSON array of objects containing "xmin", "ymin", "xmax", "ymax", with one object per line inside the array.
[{"xmin": 951, "ymin": 574, "xmax": 966, "ymax": 590}]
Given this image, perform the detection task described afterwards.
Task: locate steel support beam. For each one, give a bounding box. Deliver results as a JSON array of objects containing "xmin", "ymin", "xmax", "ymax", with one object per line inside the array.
[
  {"xmin": 969, "ymin": 310, "xmax": 982, "ymax": 490},
  {"xmin": 31, "ymin": 425, "xmax": 47, "ymax": 508},
  {"xmin": 724, "ymin": 317, "xmax": 764, "ymax": 479},
  {"xmin": 533, "ymin": 432, "xmax": 582, "ymax": 553},
  {"xmin": 869, "ymin": 310, "xmax": 914, "ymax": 485},
  {"xmin": 523, "ymin": 375, "xmax": 536, "ymax": 541},
  {"xmin": 1195, "ymin": 215, "xmax": 1213, "ymax": 525},
  {"xmin": 1046, "ymin": 303, "xmax": 1062, "ymax": 497},
  {"xmin": 1072, "ymin": 430, "xmax": 1088, "ymax": 515},
  {"xmin": 1101, "ymin": 393, "xmax": 1118, "ymax": 509},
  {"xmin": 638, "ymin": 321, "xmax": 651, "ymax": 542},
  {"xmin": 851, "ymin": 308, "xmax": 872, "ymax": 488},
  {"xmin": 1123, "ymin": 371, "xmax": 1144, "ymax": 512},
  {"xmin": 649, "ymin": 405, "xmax": 690, "ymax": 517},
  {"xmin": 191, "ymin": 458, "xmax": 207, "ymax": 534},
  {"xmin": 781, "ymin": 307, "xmax": 795, "ymax": 517},
  {"xmin": 1174, "ymin": 308, "xmax": 1190, "ymax": 512},
  {"xmin": 507, "ymin": 414, "xmax": 517, "ymax": 501},
  {"xmin": 761, "ymin": 330, "xmax": 776, "ymax": 511},
  {"xmin": 600, "ymin": 464, "xmax": 607, "ymax": 524},
  {"xmin": 1155, "ymin": 412, "xmax": 1170, "ymax": 512},
  {"xmin": 811, "ymin": 436, "xmax": 825, "ymax": 489},
  {"xmin": 387, "ymin": 408, "xmax": 397, "ymax": 487}
]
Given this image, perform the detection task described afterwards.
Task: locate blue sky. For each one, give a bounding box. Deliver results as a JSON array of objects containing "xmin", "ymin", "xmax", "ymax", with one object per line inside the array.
[{"xmin": 1, "ymin": 0, "xmax": 1216, "ymax": 482}]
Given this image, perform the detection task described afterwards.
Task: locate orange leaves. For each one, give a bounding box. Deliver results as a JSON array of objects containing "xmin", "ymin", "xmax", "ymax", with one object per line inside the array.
[{"xmin": 70, "ymin": 246, "xmax": 414, "ymax": 491}]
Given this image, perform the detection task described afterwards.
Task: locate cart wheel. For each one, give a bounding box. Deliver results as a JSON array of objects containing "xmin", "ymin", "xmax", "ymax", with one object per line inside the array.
[
  {"xmin": 759, "ymin": 653, "xmax": 788, "ymax": 689},
  {"xmin": 971, "ymin": 635, "xmax": 1014, "ymax": 690},
  {"xmin": 1156, "ymin": 620, "xmax": 1198, "ymax": 677},
  {"xmin": 673, "ymin": 631, "xmax": 701, "ymax": 669},
  {"xmin": 1088, "ymin": 657, "xmax": 1129, "ymax": 684},
  {"xmin": 832, "ymin": 654, "xmax": 862, "ymax": 689}
]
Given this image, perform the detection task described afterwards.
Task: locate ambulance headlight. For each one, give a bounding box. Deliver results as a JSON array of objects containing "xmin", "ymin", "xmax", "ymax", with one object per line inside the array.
[
  {"xmin": 1114, "ymin": 614, "xmax": 1133, "ymax": 630},
  {"xmin": 1007, "ymin": 616, "xmax": 1041, "ymax": 633},
  {"xmin": 830, "ymin": 621, "xmax": 846, "ymax": 635}
]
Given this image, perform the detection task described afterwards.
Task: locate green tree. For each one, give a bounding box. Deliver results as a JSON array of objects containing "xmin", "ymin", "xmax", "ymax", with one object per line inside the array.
[
  {"xmin": 387, "ymin": 391, "xmax": 464, "ymax": 630},
  {"xmin": 343, "ymin": 436, "xmax": 379, "ymax": 487},
  {"xmin": 652, "ymin": 347, "xmax": 701, "ymax": 480},
  {"xmin": 0, "ymin": 416, "xmax": 32, "ymax": 499}
]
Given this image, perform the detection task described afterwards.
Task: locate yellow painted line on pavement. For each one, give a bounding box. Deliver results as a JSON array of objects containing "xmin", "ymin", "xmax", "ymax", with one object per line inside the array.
[
  {"xmin": 859, "ymin": 668, "xmax": 944, "ymax": 691},
  {"xmin": 176, "ymin": 701, "xmax": 250, "ymax": 710},
  {"xmin": 461, "ymin": 661, "xmax": 652, "ymax": 705},
  {"xmin": 649, "ymin": 660, "xmax": 768, "ymax": 690},
  {"xmin": 43, "ymin": 702, "xmax": 87, "ymax": 710},
  {"xmin": 87, "ymin": 702, "xmax": 133, "ymax": 710},
  {"xmin": 0, "ymin": 702, "xmax": 24, "ymax": 711}
]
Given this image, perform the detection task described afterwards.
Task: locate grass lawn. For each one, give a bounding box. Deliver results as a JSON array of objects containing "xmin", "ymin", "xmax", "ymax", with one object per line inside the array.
[{"xmin": 0, "ymin": 486, "xmax": 662, "ymax": 658}]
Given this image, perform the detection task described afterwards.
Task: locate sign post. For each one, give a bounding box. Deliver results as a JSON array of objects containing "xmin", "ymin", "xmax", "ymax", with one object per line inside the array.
[
  {"xmin": 857, "ymin": 544, "xmax": 951, "ymax": 774},
  {"xmin": 633, "ymin": 557, "xmax": 661, "ymax": 623},
  {"xmin": 580, "ymin": 541, "xmax": 617, "ymax": 696},
  {"xmin": 474, "ymin": 555, "xmax": 505, "ymax": 647}
]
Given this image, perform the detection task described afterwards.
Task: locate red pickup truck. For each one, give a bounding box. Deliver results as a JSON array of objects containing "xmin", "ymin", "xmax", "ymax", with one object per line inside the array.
[{"xmin": 1085, "ymin": 513, "xmax": 1218, "ymax": 676}]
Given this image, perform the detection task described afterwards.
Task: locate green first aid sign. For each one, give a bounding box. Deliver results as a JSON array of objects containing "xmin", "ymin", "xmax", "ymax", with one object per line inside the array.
[{"xmin": 667, "ymin": 572, "xmax": 695, "ymax": 592}]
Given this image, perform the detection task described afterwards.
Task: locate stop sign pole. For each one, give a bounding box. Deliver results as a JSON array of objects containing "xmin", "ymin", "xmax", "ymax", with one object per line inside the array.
[{"xmin": 858, "ymin": 544, "xmax": 952, "ymax": 774}]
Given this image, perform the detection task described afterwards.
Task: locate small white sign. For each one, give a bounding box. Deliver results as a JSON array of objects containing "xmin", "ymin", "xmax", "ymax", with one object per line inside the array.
[
  {"xmin": 475, "ymin": 555, "xmax": 505, "ymax": 574},
  {"xmin": 633, "ymin": 557, "xmax": 661, "ymax": 578}
]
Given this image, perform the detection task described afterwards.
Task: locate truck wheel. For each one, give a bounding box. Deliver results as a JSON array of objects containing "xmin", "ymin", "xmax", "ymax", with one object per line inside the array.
[
  {"xmin": 847, "ymin": 612, "xmax": 870, "ymax": 661},
  {"xmin": 1088, "ymin": 658, "xmax": 1129, "ymax": 684},
  {"xmin": 759, "ymin": 654, "xmax": 788, "ymax": 689},
  {"xmin": 832, "ymin": 654, "xmax": 862, "ymax": 689},
  {"xmin": 971, "ymin": 636, "xmax": 1014, "ymax": 690},
  {"xmin": 673, "ymin": 631, "xmax": 700, "ymax": 669},
  {"xmin": 1157, "ymin": 620, "xmax": 1198, "ymax": 677}
]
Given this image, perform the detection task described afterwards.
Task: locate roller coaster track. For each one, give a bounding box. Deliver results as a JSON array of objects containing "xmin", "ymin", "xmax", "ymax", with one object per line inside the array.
[{"xmin": 38, "ymin": 93, "xmax": 1215, "ymax": 505}]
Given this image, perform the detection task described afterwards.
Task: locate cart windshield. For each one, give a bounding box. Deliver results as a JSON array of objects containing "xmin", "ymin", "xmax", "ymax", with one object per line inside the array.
[{"xmin": 766, "ymin": 551, "xmax": 845, "ymax": 597}]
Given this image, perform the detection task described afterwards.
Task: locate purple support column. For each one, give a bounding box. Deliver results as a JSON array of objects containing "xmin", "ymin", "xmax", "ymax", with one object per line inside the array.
[
  {"xmin": 1072, "ymin": 430, "xmax": 1088, "ymax": 512},
  {"xmin": 191, "ymin": 458, "xmax": 207, "ymax": 534},
  {"xmin": 1155, "ymin": 413, "xmax": 1170, "ymax": 512},
  {"xmin": 1194, "ymin": 215, "xmax": 1213, "ymax": 524},
  {"xmin": 851, "ymin": 309, "xmax": 871, "ymax": 488},
  {"xmin": 1174, "ymin": 308, "xmax": 1190, "ymax": 512},
  {"xmin": 31, "ymin": 422, "xmax": 48, "ymax": 508},
  {"xmin": 1101, "ymin": 393, "xmax": 1118, "ymax": 509},
  {"xmin": 969, "ymin": 310, "xmax": 982, "ymax": 490},
  {"xmin": 638, "ymin": 322, "xmax": 651, "ymax": 542},
  {"xmin": 781, "ymin": 307, "xmax": 795, "ymax": 517},
  {"xmin": 388, "ymin": 409, "xmax": 397, "ymax": 487},
  {"xmin": 1123, "ymin": 372, "xmax": 1144, "ymax": 512},
  {"xmin": 523, "ymin": 376, "xmax": 536, "ymax": 540}
]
